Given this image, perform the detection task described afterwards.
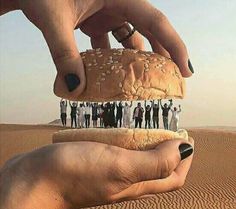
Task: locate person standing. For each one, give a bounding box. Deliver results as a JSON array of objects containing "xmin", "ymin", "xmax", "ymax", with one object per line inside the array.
[
  {"xmin": 69, "ymin": 101, "xmax": 78, "ymax": 128},
  {"xmin": 144, "ymin": 100, "xmax": 152, "ymax": 129},
  {"xmin": 110, "ymin": 102, "xmax": 116, "ymax": 128},
  {"xmin": 84, "ymin": 102, "xmax": 91, "ymax": 128},
  {"xmin": 123, "ymin": 101, "xmax": 132, "ymax": 128},
  {"xmin": 116, "ymin": 102, "xmax": 123, "ymax": 128},
  {"xmin": 133, "ymin": 102, "xmax": 144, "ymax": 128},
  {"xmin": 77, "ymin": 103, "xmax": 85, "ymax": 128},
  {"xmin": 98, "ymin": 103, "xmax": 104, "ymax": 128},
  {"xmin": 91, "ymin": 103, "xmax": 98, "ymax": 128},
  {"xmin": 169, "ymin": 105, "xmax": 182, "ymax": 131},
  {"xmin": 102, "ymin": 102, "xmax": 109, "ymax": 128},
  {"xmin": 60, "ymin": 99, "xmax": 67, "ymax": 127},
  {"xmin": 152, "ymin": 100, "xmax": 160, "ymax": 129},
  {"xmin": 160, "ymin": 99, "xmax": 173, "ymax": 130}
]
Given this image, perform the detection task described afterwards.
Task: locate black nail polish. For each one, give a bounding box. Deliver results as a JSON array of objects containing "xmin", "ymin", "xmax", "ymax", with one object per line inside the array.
[
  {"xmin": 179, "ymin": 144, "xmax": 193, "ymax": 160},
  {"xmin": 188, "ymin": 59, "xmax": 194, "ymax": 74},
  {"xmin": 64, "ymin": 73, "xmax": 80, "ymax": 92}
]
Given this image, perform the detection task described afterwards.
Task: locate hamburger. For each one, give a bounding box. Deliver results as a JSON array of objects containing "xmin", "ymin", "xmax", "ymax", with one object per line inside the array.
[{"xmin": 53, "ymin": 48, "xmax": 188, "ymax": 149}]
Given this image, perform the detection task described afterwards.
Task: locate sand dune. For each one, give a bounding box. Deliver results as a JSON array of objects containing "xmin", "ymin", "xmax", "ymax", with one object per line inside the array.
[{"xmin": 0, "ymin": 124, "xmax": 235, "ymax": 209}]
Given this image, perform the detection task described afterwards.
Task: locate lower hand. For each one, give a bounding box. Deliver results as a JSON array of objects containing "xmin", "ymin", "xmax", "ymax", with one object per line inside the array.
[{"xmin": 0, "ymin": 138, "xmax": 194, "ymax": 208}]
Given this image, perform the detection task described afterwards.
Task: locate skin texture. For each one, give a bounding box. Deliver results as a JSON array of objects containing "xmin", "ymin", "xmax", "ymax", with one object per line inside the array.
[
  {"xmin": 1, "ymin": 0, "xmax": 192, "ymax": 100},
  {"xmin": 0, "ymin": 138, "xmax": 194, "ymax": 209}
]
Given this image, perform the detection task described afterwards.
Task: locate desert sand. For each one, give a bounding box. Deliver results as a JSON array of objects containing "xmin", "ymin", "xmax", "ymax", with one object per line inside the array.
[{"xmin": 0, "ymin": 124, "xmax": 235, "ymax": 209}]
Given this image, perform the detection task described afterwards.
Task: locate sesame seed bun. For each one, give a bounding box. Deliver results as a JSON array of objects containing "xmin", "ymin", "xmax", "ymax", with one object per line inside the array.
[
  {"xmin": 53, "ymin": 129, "xmax": 188, "ymax": 150},
  {"xmin": 78, "ymin": 48, "xmax": 185, "ymax": 102}
]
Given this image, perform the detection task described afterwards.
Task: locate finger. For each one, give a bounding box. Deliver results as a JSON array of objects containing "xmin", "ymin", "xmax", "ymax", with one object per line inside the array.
[
  {"xmin": 42, "ymin": 22, "xmax": 86, "ymax": 100},
  {"xmin": 122, "ymin": 139, "xmax": 194, "ymax": 184},
  {"xmin": 121, "ymin": 30, "xmax": 145, "ymax": 50},
  {"xmin": 90, "ymin": 33, "xmax": 111, "ymax": 49},
  {"xmin": 112, "ymin": 22, "xmax": 145, "ymax": 50},
  {"xmin": 144, "ymin": 31, "xmax": 170, "ymax": 58},
  {"xmin": 111, "ymin": 139, "xmax": 194, "ymax": 201},
  {"xmin": 110, "ymin": 0, "xmax": 194, "ymax": 77}
]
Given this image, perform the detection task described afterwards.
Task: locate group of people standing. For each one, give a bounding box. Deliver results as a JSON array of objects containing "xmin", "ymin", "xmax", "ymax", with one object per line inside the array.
[{"xmin": 60, "ymin": 99, "xmax": 182, "ymax": 131}]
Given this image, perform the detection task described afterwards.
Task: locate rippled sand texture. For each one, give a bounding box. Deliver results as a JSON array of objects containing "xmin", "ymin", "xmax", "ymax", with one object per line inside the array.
[{"xmin": 0, "ymin": 125, "xmax": 235, "ymax": 209}]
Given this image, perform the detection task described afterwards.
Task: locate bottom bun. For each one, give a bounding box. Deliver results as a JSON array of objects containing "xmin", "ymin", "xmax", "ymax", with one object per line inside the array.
[{"xmin": 53, "ymin": 128, "xmax": 188, "ymax": 151}]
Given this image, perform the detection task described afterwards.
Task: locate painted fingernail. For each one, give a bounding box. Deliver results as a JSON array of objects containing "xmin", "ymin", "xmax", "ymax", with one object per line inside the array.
[
  {"xmin": 179, "ymin": 143, "xmax": 193, "ymax": 160},
  {"xmin": 64, "ymin": 73, "xmax": 80, "ymax": 92},
  {"xmin": 188, "ymin": 59, "xmax": 194, "ymax": 74}
]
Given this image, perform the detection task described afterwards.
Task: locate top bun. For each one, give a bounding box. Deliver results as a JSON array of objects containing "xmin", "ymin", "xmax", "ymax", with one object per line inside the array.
[{"xmin": 78, "ymin": 48, "xmax": 185, "ymax": 102}]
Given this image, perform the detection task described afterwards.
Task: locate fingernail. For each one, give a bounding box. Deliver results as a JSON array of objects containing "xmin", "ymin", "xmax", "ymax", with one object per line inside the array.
[
  {"xmin": 179, "ymin": 143, "xmax": 193, "ymax": 160},
  {"xmin": 188, "ymin": 59, "xmax": 194, "ymax": 74},
  {"xmin": 64, "ymin": 73, "xmax": 80, "ymax": 92}
]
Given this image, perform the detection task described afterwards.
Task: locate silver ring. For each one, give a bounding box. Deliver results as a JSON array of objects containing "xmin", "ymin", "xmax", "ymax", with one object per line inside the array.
[{"xmin": 112, "ymin": 23, "xmax": 136, "ymax": 43}]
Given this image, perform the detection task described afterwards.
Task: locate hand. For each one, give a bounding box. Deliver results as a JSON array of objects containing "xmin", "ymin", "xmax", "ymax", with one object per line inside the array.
[
  {"xmin": 0, "ymin": 139, "xmax": 194, "ymax": 208},
  {"xmin": 1, "ymin": 0, "xmax": 193, "ymax": 100}
]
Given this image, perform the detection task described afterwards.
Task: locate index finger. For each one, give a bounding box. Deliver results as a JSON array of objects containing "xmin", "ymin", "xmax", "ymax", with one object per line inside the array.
[{"xmin": 109, "ymin": 0, "xmax": 194, "ymax": 77}]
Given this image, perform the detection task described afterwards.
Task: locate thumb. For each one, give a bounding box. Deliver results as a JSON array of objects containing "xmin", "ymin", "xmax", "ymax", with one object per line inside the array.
[
  {"xmin": 125, "ymin": 139, "xmax": 193, "ymax": 183},
  {"xmin": 42, "ymin": 23, "xmax": 86, "ymax": 100}
]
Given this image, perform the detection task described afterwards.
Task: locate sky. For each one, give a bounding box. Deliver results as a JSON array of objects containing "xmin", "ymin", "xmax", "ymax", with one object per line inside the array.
[{"xmin": 0, "ymin": 0, "xmax": 236, "ymax": 127}]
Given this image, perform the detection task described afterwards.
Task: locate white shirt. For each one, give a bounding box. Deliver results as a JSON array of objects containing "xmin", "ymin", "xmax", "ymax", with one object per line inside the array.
[
  {"xmin": 171, "ymin": 110, "xmax": 181, "ymax": 120},
  {"xmin": 77, "ymin": 107, "xmax": 85, "ymax": 115},
  {"xmin": 124, "ymin": 105, "xmax": 131, "ymax": 115},
  {"xmin": 60, "ymin": 103, "xmax": 67, "ymax": 114},
  {"xmin": 85, "ymin": 106, "xmax": 91, "ymax": 115}
]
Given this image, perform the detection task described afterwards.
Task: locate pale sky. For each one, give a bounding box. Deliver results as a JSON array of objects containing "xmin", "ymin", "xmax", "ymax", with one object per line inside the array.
[{"xmin": 0, "ymin": 0, "xmax": 236, "ymax": 127}]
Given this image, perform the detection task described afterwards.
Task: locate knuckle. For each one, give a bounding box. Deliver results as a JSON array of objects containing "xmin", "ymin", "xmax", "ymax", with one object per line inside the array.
[
  {"xmin": 152, "ymin": 9, "xmax": 167, "ymax": 24},
  {"xmin": 53, "ymin": 49, "xmax": 79, "ymax": 64},
  {"xmin": 173, "ymin": 174, "xmax": 186, "ymax": 190}
]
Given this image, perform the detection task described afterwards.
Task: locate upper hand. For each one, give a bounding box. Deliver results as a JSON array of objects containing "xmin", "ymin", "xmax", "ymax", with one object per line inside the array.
[{"xmin": 2, "ymin": 0, "xmax": 193, "ymax": 100}]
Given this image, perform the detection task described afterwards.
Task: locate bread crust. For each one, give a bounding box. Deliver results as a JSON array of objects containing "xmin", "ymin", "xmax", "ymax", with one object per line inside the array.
[
  {"xmin": 53, "ymin": 128, "xmax": 188, "ymax": 151},
  {"xmin": 78, "ymin": 49, "xmax": 185, "ymax": 102}
]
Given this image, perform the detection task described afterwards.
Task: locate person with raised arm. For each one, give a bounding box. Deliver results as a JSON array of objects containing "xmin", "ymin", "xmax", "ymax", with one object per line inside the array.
[
  {"xmin": 91, "ymin": 102, "xmax": 98, "ymax": 128},
  {"xmin": 152, "ymin": 100, "xmax": 160, "ymax": 129},
  {"xmin": 77, "ymin": 102, "xmax": 85, "ymax": 128},
  {"xmin": 169, "ymin": 105, "xmax": 182, "ymax": 131},
  {"xmin": 69, "ymin": 101, "xmax": 78, "ymax": 128},
  {"xmin": 60, "ymin": 98, "xmax": 67, "ymax": 127},
  {"xmin": 116, "ymin": 101, "xmax": 123, "ymax": 128},
  {"xmin": 160, "ymin": 99, "xmax": 173, "ymax": 130},
  {"xmin": 84, "ymin": 102, "xmax": 91, "ymax": 128},
  {"xmin": 123, "ymin": 101, "xmax": 133, "ymax": 128},
  {"xmin": 144, "ymin": 100, "xmax": 152, "ymax": 129}
]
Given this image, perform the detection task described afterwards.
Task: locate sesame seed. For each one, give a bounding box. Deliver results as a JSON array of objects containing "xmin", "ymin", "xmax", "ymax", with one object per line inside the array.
[
  {"xmin": 96, "ymin": 82, "xmax": 101, "ymax": 85},
  {"xmin": 88, "ymin": 63, "xmax": 92, "ymax": 67},
  {"xmin": 101, "ymin": 78, "xmax": 105, "ymax": 81},
  {"xmin": 102, "ymin": 73, "xmax": 106, "ymax": 76},
  {"xmin": 115, "ymin": 70, "xmax": 120, "ymax": 74},
  {"xmin": 119, "ymin": 82, "xmax": 123, "ymax": 88},
  {"xmin": 111, "ymin": 66, "xmax": 115, "ymax": 70},
  {"xmin": 106, "ymin": 70, "xmax": 111, "ymax": 74}
]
